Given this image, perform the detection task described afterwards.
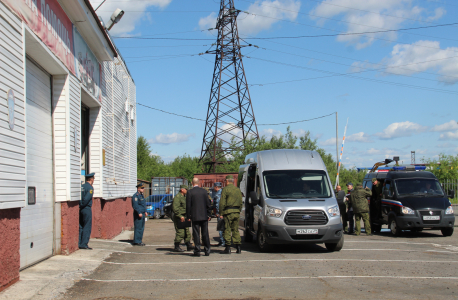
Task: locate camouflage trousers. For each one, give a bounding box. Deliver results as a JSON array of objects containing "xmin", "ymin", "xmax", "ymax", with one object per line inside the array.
[
  {"xmin": 173, "ymin": 216, "xmax": 192, "ymax": 243},
  {"xmin": 223, "ymin": 212, "xmax": 241, "ymax": 245},
  {"xmin": 355, "ymin": 212, "xmax": 371, "ymax": 235}
]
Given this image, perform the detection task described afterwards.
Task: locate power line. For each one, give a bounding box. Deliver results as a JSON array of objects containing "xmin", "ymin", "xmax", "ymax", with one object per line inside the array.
[
  {"xmin": 244, "ymin": 55, "xmax": 458, "ymax": 94},
  {"xmin": 137, "ymin": 102, "xmax": 336, "ymax": 126},
  {"xmin": 243, "ymin": 22, "xmax": 458, "ymax": 41}
]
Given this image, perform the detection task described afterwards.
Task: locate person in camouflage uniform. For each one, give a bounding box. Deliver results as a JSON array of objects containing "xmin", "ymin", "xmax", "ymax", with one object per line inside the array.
[
  {"xmin": 219, "ymin": 175, "xmax": 243, "ymax": 254},
  {"xmin": 371, "ymin": 178, "xmax": 383, "ymax": 220},
  {"xmin": 172, "ymin": 185, "xmax": 194, "ymax": 252},
  {"xmin": 349, "ymin": 184, "xmax": 373, "ymax": 236}
]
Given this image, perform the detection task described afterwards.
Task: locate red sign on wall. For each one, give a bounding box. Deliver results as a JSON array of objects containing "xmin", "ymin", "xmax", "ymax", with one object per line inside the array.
[{"xmin": 3, "ymin": 0, "xmax": 75, "ymax": 74}]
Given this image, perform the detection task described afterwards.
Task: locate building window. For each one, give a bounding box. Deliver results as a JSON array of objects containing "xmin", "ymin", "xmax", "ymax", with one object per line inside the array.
[{"xmin": 81, "ymin": 105, "xmax": 90, "ymax": 176}]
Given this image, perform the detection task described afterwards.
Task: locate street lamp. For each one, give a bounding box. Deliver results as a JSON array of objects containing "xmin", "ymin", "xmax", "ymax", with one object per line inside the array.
[{"xmin": 106, "ymin": 8, "xmax": 125, "ymax": 31}]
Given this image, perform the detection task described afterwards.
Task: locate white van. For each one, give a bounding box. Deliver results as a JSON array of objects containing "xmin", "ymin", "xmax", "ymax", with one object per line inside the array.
[{"xmin": 238, "ymin": 149, "xmax": 344, "ymax": 252}]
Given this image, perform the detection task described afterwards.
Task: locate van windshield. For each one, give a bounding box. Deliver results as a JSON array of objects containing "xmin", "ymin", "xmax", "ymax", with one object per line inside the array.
[
  {"xmin": 395, "ymin": 179, "xmax": 444, "ymax": 197},
  {"xmin": 263, "ymin": 170, "xmax": 332, "ymax": 199}
]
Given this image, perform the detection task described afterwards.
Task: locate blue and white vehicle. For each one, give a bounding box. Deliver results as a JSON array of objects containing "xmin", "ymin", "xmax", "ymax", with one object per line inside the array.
[{"xmin": 238, "ymin": 149, "xmax": 343, "ymax": 252}]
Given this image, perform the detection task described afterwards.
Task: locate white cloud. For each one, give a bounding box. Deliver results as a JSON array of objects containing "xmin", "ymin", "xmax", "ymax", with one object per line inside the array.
[
  {"xmin": 380, "ymin": 41, "xmax": 458, "ymax": 85},
  {"xmin": 427, "ymin": 7, "xmax": 446, "ymax": 21},
  {"xmin": 437, "ymin": 142, "xmax": 456, "ymax": 148},
  {"xmin": 310, "ymin": 0, "xmax": 444, "ymax": 49},
  {"xmin": 431, "ymin": 120, "xmax": 458, "ymax": 132},
  {"xmin": 374, "ymin": 121, "xmax": 428, "ymax": 139},
  {"xmin": 90, "ymin": 0, "xmax": 172, "ymax": 35},
  {"xmin": 439, "ymin": 130, "xmax": 458, "ymax": 140},
  {"xmin": 198, "ymin": 12, "xmax": 217, "ymax": 30},
  {"xmin": 320, "ymin": 137, "xmax": 337, "ymax": 146},
  {"xmin": 149, "ymin": 133, "xmax": 195, "ymax": 144},
  {"xmin": 198, "ymin": 0, "xmax": 301, "ymax": 35},
  {"xmin": 260, "ymin": 128, "xmax": 282, "ymax": 139},
  {"xmin": 346, "ymin": 132, "xmax": 373, "ymax": 143}
]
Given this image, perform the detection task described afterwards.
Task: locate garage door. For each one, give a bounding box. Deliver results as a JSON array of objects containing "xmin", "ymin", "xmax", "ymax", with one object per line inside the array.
[{"xmin": 20, "ymin": 59, "xmax": 54, "ymax": 269}]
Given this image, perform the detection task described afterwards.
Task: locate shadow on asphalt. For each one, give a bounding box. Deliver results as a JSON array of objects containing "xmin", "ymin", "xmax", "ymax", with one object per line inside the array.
[{"xmin": 370, "ymin": 228, "xmax": 448, "ymax": 239}]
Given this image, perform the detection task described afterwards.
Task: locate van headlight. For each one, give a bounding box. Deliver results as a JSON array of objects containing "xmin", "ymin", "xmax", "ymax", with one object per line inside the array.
[
  {"xmin": 402, "ymin": 206, "xmax": 415, "ymax": 215},
  {"xmin": 446, "ymin": 206, "xmax": 454, "ymax": 214},
  {"xmin": 327, "ymin": 205, "xmax": 340, "ymax": 217},
  {"xmin": 266, "ymin": 205, "xmax": 282, "ymax": 218}
]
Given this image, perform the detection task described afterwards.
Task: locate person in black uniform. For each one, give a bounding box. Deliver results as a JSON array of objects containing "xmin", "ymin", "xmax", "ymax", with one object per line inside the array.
[
  {"xmin": 346, "ymin": 183, "xmax": 355, "ymax": 234},
  {"xmin": 335, "ymin": 185, "xmax": 348, "ymax": 232},
  {"xmin": 186, "ymin": 178, "xmax": 212, "ymax": 257},
  {"xmin": 79, "ymin": 173, "xmax": 95, "ymax": 250},
  {"xmin": 132, "ymin": 183, "xmax": 148, "ymax": 246}
]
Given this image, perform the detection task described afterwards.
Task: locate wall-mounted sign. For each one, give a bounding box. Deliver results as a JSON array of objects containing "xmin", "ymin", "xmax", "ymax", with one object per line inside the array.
[
  {"xmin": 7, "ymin": 89, "xmax": 15, "ymax": 130},
  {"xmin": 73, "ymin": 27, "xmax": 102, "ymax": 102},
  {"xmin": 2, "ymin": 0, "xmax": 75, "ymax": 74}
]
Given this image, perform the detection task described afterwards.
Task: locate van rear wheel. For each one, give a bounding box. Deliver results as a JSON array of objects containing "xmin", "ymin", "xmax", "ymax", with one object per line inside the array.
[
  {"xmin": 257, "ymin": 226, "xmax": 273, "ymax": 252},
  {"xmin": 325, "ymin": 235, "xmax": 344, "ymax": 252}
]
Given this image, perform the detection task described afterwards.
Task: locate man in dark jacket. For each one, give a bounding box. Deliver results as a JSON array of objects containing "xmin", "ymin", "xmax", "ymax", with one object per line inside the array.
[
  {"xmin": 335, "ymin": 185, "xmax": 348, "ymax": 232},
  {"xmin": 79, "ymin": 173, "xmax": 95, "ymax": 250},
  {"xmin": 345, "ymin": 183, "xmax": 355, "ymax": 234},
  {"xmin": 371, "ymin": 178, "xmax": 383, "ymax": 220},
  {"xmin": 186, "ymin": 178, "xmax": 212, "ymax": 257},
  {"xmin": 349, "ymin": 184, "xmax": 372, "ymax": 236},
  {"xmin": 132, "ymin": 183, "xmax": 148, "ymax": 246}
]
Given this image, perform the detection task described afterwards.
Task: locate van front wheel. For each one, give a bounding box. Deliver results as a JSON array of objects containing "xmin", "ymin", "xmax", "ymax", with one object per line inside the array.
[
  {"xmin": 325, "ymin": 235, "xmax": 344, "ymax": 252},
  {"xmin": 257, "ymin": 226, "xmax": 273, "ymax": 252}
]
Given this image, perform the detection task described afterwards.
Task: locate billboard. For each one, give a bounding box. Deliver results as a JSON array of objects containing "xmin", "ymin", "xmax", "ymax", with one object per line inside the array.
[{"xmin": 3, "ymin": 0, "xmax": 75, "ymax": 74}]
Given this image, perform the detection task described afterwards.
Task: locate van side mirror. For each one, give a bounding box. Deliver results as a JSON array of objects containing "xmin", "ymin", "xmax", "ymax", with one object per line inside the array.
[
  {"xmin": 250, "ymin": 191, "xmax": 259, "ymax": 206},
  {"xmin": 449, "ymin": 190, "xmax": 455, "ymax": 199}
]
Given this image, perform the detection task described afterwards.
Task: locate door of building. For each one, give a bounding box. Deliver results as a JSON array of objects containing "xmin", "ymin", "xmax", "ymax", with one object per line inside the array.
[{"xmin": 20, "ymin": 58, "xmax": 54, "ymax": 269}]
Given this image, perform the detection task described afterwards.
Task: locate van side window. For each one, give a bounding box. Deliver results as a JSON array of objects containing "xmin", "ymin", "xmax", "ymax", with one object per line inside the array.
[
  {"xmin": 384, "ymin": 180, "xmax": 393, "ymax": 197},
  {"xmin": 365, "ymin": 181, "xmax": 373, "ymax": 189}
]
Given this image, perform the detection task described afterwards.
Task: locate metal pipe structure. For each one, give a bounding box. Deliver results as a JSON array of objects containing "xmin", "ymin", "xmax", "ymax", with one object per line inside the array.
[
  {"xmin": 199, "ymin": 0, "xmax": 259, "ymax": 173},
  {"xmin": 335, "ymin": 118, "xmax": 348, "ymax": 189}
]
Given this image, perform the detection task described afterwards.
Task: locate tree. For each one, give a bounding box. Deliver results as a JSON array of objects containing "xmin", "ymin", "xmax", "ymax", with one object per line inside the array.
[{"xmin": 422, "ymin": 154, "xmax": 458, "ymax": 182}]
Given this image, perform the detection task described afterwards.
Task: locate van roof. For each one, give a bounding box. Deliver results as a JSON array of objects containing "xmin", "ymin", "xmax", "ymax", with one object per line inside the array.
[
  {"xmin": 251, "ymin": 149, "xmax": 325, "ymax": 171},
  {"xmin": 364, "ymin": 171, "xmax": 437, "ymax": 181}
]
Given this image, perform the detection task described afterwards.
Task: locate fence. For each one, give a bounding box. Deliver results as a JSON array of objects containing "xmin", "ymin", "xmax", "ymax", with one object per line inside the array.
[{"xmin": 442, "ymin": 179, "xmax": 458, "ymax": 204}]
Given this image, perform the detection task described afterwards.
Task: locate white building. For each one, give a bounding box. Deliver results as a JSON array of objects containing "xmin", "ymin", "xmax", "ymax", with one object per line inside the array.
[{"xmin": 0, "ymin": 0, "xmax": 137, "ymax": 290}]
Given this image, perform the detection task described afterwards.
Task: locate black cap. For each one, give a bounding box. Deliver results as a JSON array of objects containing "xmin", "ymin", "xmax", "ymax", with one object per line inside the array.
[
  {"xmin": 85, "ymin": 173, "xmax": 95, "ymax": 178},
  {"xmin": 136, "ymin": 183, "xmax": 144, "ymax": 188}
]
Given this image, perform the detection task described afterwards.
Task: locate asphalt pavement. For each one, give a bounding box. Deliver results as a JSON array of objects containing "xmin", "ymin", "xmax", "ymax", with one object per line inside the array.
[{"xmin": 63, "ymin": 217, "xmax": 458, "ymax": 300}]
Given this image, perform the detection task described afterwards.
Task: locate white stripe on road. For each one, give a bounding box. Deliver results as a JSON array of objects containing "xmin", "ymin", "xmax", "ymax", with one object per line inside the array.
[
  {"xmin": 81, "ymin": 275, "xmax": 458, "ymax": 282},
  {"xmin": 93, "ymin": 248, "xmax": 455, "ymax": 254},
  {"xmin": 102, "ymin": 258, "xmax": 458, "ymax": 265}
]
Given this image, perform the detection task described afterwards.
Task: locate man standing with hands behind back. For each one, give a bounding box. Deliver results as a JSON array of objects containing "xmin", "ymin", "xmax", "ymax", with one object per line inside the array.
[
  {"xmin": 79, "ymin": 173, "xmax": 95, "ymax": 250},
  {"xmin": 186, "ymin": 178, "xmax": 212, "ymax": 257}
]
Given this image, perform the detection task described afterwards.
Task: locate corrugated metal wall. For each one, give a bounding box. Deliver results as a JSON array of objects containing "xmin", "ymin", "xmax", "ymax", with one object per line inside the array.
[
  {"xmin": 69, "ymin": 75, "xmax": 81, "ymax": 201},
  {"xmin": 0, "ymin": 2, "xmax": 26, "ymax": 209},
  {"xmin": 101, "ymin": 56, "xmax": 136, "ymax": 198}
]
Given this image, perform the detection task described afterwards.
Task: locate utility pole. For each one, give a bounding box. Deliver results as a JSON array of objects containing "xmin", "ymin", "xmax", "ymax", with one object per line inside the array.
[
  {"xmin": 200, "ymin": 0, "xmax": 259, "ymax": 173},
  {"xmin": 411, "ymin": 151, "xmax": 416, "ymax": 164},
  {"xmin": 336, "ymin": 112, "xmax": 338, "ymax": 170}
]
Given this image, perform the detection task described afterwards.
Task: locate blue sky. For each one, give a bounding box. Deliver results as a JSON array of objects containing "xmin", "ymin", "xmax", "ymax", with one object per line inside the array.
[{"xmin": 90, "ymin": 0, "xmax": 458, "ymax": 168}]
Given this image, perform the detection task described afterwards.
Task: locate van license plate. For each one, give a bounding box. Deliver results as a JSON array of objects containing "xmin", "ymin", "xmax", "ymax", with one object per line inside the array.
[
  {"xmin": 296, "ymin": 229, "xmax": 318, "ymax": 234},
  {"xmin": 423, "ymin": 216, "xmax": 440, "ymax": 220}
]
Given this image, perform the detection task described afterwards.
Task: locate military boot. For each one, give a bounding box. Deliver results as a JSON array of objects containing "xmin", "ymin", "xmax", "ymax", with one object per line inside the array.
[
  {"xmin": 186, "ymin": 242, "xmax": 194, "ymax": 251},
  {"xmin": 222, "ymin": 245, "xmax": 231, "ymax": 254},
  {"xmin": 174, "ymin": 242, "xmax": 184, "ymax": 252},
  {"xmin": 235, "ymin": 245, "xmax": 242, "ymax": 254}
]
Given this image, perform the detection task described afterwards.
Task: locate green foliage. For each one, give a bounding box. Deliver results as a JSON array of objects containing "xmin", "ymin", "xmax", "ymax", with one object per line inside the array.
[
  {"xmin": 422, "ymin": 154, "xmax": 458, "ymax": 181},
  {"xmin": 137, "ymin": 127, "xmax": 366, "ymax": 187}
]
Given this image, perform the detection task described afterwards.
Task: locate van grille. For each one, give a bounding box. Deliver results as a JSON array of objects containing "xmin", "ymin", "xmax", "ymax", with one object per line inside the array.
[
  {"xmin": 420, "ymin": 210, "xmax": 442, "ymax": 225},
  {"xmin": 285, "ymin": 210, "xmax": 328, "ymax": 225}
]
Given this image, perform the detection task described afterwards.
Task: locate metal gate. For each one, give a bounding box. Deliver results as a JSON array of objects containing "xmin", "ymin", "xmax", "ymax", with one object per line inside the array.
[{"xmin": 20, "ymin": 59, "xmax": 54, "ymax": 268}]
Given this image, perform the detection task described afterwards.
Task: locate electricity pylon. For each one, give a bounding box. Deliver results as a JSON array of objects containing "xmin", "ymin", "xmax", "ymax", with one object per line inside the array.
[{"xmin": 200, "ymin": 0, "xmax": 259, "ymax": 173}]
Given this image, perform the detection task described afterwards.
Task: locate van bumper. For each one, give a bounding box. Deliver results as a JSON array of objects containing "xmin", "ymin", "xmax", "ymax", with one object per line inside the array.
[
  {"xmin": 262, "ymin": 223, "xmax": 343, "ymax": 244},
  {"xmin": 396, "ymin": 214, "xmax": 455, "ymax": 230}
]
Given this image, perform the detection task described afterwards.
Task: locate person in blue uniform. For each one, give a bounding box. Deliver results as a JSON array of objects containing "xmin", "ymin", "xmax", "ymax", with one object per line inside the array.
[
  {"xmin": 132, "ymin": 183, "xmax": 148, "ymax": 246},
  {"xmin": 79, "ymin": 173, "xmax": 95, "ymax": 250}
]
